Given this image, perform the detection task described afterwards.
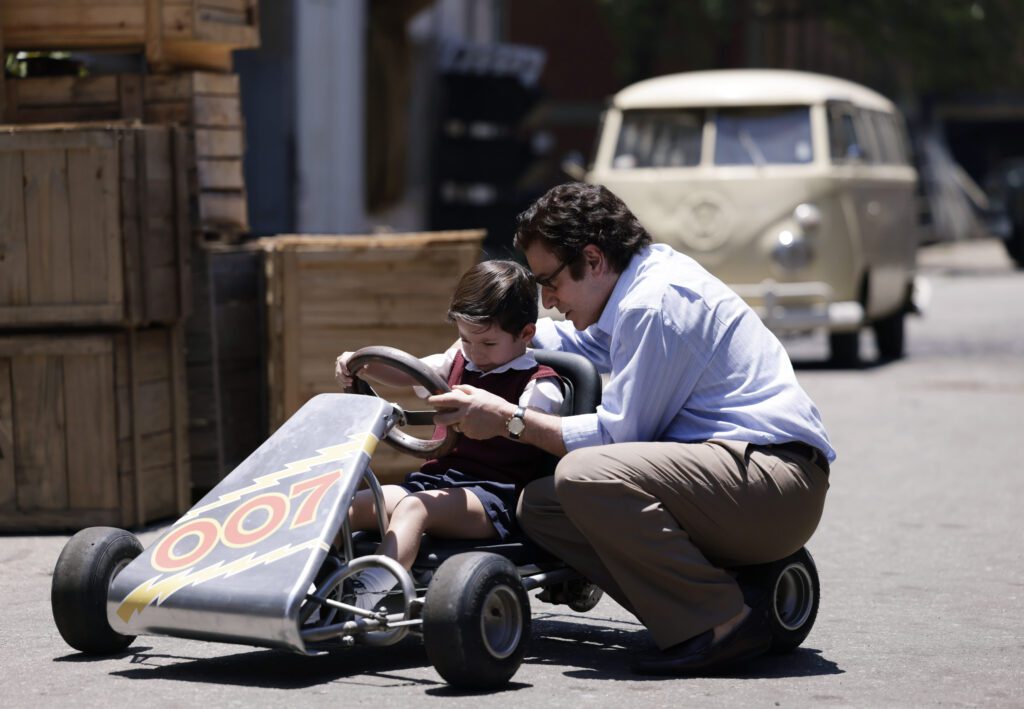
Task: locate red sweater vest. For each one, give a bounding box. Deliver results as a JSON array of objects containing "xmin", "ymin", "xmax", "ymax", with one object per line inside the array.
[{"xmin": 420, "ymin": 351, "xmax": 559, "ymax": 487}]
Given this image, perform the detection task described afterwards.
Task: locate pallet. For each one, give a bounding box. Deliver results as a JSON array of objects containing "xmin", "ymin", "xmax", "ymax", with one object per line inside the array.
[
  {"xmin": 0, "ymin": 0, "xmax": 260, "ymax": 72},
  {"xmin": 2, "ymin": 72, "xmax": 249, "ymax": 236},
  {"xmin": 261, "ymin": 230, "xmax": 485, "ymax": 481},
  {"xmin": 0, "ymin": 326, "xmax": 190, "ymax": 532},
  {"xmin": 0, "ymin": 122, "xmax": 190, "ymax": 328}
]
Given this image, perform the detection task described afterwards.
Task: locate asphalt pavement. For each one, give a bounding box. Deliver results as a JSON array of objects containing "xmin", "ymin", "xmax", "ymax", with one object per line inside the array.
[{"xmin": 1, "ymin": 238, "xmax": 1022, "ymax": 708}]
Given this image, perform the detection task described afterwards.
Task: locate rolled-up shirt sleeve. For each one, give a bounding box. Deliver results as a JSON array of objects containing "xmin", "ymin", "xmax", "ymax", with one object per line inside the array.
[{"xmin": 560, "ymin": 306, "xmax": 703, "ymax": 451}]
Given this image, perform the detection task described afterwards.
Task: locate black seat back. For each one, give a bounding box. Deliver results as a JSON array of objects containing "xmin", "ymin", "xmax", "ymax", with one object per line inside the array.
[{"xmin": 533, "ymin": 349, "xmax": 602, "ymax": 416}]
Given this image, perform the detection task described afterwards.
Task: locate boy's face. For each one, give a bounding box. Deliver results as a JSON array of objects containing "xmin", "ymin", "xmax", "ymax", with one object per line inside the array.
[{"xmin": 456, "ymin": 320, "xmax": 535, "ymax": 373}]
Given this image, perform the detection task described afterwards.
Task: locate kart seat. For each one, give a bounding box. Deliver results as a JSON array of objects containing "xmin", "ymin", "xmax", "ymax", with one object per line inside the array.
[{"xmin": 358, "ymin": 349, "xmax": 603, "ymax": 570}]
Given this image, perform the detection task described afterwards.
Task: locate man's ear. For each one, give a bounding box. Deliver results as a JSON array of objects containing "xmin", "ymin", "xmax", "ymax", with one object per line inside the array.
[
  {"xmin": 520, "ymin": 323, "xmax": 537, "ymax": 343},
  {"xmin": 581, "ymin": 244, "xmax": 607, "ymax": 274}
]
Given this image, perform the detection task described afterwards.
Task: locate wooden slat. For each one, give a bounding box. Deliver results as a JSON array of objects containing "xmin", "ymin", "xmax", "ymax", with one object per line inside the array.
[
  {"xmin": 0, "ymin": 360, "xmax": 15, "ymax": 511},
  {"xmin": 64, "ymin": 352, "xmax": 118, "ymax": 511},
  {"xmin": 12, "ymin": 355, "xmax": 67, "ymax": 511},
  {"xmin": 198, "ymin": 190, "xmax": 248, "ymax": 229},
  {"xmin": 23, "ymin": 149, "xmax": 73, "ymax": 306},
  {"xmin": 127, "ymin": 330, "xmax": 146, "ymax": 526},
  {"xmin": 281, "ymin": 249, "xmax": 301, "ymax": 422},
  {"xmin": 197, "ymin": 158, "xmax": 244, "ymax": 189},
  {"xmin": 0, "ymin": 305, "xmax": 123, "ymax": 325},
  {"xmin": 67, "ymin": 147, "xmax": 112, "ymax": 304},
  {"xmin": 0, "ymin": 508, "xmax": 123, "ymax": 532},
  {"xmin": 193, "ymin": 128, "xmax": 243, "ymax": 158},
  {"xmin": 0, "ymin": 127, "xmax": 118, "ymax": 151},
  {"xmin": 169, "ymin": 325, "xmax": 189, "ymax": 512},
  {"xmin": 0, "ymin": 151, "xmax": 29, "ymax": 308}
]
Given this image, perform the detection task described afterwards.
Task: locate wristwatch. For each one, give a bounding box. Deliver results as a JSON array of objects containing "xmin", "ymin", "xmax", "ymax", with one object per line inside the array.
[{"xmin": 506, "ymin": 406, "xmax": 527, "ymax": 440}]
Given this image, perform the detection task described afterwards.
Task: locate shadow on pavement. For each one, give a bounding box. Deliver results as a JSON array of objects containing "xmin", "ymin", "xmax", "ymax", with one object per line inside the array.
[
  {"xmin": 56, "ymin": 640, "xmax": 440, "ymax": 690},
  {"xmin": 526, "ymin": 613, "xmax": 842, "ymax": 681}
]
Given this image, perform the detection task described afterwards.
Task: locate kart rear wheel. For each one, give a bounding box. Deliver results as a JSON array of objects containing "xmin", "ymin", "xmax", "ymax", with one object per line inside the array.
[
  {"xmin": 739, "ymin": 547, "xmax": 820, "ymax": 654},
  {"xmin": 52, "ymin": 527, "xmax": 142, "ymax": 654},
  {"xmin": 422, "ymin": 552, "xmax": 530, "ymax": 689}
]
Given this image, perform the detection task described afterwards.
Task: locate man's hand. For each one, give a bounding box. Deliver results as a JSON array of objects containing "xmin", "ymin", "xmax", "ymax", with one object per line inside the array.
[{"xmin": 428, "ymin": 385, "xmax": 516, "ymax": 440}]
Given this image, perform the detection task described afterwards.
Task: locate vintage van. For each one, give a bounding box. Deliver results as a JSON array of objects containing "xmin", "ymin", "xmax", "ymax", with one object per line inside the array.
[{"xmin": 578, "ymin": 69, "xmax": 919, "ymax": 364}]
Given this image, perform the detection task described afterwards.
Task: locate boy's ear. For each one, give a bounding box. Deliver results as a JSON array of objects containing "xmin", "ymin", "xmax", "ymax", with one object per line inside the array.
[{"xmin": 520, "ymin": 323, "xmax": 537, "ymax": 343}]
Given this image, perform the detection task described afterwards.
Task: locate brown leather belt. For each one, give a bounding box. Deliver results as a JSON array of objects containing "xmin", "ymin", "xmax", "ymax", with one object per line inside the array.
[{"xmin": 766, "ymin": 441, "xmax": 830, "ymax": 474}]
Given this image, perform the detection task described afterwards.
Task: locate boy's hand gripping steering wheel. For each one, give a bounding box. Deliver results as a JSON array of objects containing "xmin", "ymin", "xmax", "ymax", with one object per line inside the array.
[{"xmin": 345, "ymin": 346, "xmax": 458, "ymax": 458}]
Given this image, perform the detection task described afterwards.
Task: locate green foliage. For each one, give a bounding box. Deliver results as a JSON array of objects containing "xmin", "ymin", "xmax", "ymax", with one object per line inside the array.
[{"xmin": 596, "ymin": 0, "xmax": 1024, "ymax": 93}]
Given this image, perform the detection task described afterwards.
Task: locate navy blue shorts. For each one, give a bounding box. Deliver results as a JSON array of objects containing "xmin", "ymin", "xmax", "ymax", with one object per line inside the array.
[{"xmin": 400, "ymin": 469, "xmax": 519, "ymax": 541}]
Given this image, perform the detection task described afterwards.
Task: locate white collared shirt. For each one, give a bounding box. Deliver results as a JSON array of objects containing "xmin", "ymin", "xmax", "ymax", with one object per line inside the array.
[
  {"xmin": 417, "ymin": 343, "xmax": 564, "ymax": 414},
  {"xmin": 533, "ymin": 244, "xmax": 836, "ymax": 462}
]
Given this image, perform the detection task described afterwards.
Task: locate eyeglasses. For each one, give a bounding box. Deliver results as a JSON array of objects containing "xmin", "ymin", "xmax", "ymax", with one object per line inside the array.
[{"xmin": 534, "ymin": 252, "xmax": 578, "ymax": 289}]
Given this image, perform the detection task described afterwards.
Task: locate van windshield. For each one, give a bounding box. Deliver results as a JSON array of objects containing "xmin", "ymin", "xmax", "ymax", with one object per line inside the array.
[
  {"xmin": 612, "ymin": 110, "xmax": 704, "ymax": 169},
  {"xmin": 714, "ymin": 106, "xmax": 813, "ymax": 166}
]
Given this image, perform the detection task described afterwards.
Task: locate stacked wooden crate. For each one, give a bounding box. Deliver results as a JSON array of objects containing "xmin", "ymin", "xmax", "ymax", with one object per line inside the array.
[
  {"xmin": 0, "ymin": 0, "xmax": 258, "ymax": 530},
  {"xmin": 260, "ymin": 231, "xmax": 485, "ymax": 482}
]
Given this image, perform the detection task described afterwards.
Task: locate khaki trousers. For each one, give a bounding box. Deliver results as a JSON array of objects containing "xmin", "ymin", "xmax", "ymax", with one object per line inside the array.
[{"xmin": 517, "ymin": 439, "xmax": 829, "ymax": 649}]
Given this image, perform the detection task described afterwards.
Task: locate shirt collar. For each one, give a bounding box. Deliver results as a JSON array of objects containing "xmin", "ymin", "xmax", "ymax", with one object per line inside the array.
[
  {"xmin": 462, "ymin": 348, "xmax": 538, "ymax": 376},
  {"xmin": 594, "ymin": 245, "xmax": 654, "ymax": 337}
]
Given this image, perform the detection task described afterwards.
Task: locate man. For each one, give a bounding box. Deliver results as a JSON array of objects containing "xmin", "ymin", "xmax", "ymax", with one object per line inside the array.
[{"xmin": 429, "ymin": 183, "xmax": 833, "ymax": 675}]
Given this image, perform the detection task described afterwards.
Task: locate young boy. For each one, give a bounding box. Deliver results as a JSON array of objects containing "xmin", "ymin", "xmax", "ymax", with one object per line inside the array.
[{"xmin": 334, "ymin": 260, "xmax": 563, "ymax": 608}]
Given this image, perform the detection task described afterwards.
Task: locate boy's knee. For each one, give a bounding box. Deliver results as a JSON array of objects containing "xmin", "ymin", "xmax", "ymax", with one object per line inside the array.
[{"xmin": 390, "ymin": 493, "xmax": 428, "ymax": 522}]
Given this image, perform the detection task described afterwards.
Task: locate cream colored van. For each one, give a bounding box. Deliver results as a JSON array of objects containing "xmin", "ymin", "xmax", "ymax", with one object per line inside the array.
[{"xmin": 580, "ymin": 69, "xmax": 919, "ymax": 364}]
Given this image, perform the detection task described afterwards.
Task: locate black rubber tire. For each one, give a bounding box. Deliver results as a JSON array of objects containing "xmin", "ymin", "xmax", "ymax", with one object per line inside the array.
[
  {"xmin": 737, "ymin": 547, "xmax": 821, "ymax": 654},
  {"xmin": 828, "ymin": 330, "xmax": 860, "ymax": 367},
  {"xmin": 51, "ymin": 527, "xmax": 142, "ymax": 654},
  {"xmin": 872, "ymin": 309, "xmax": 906, "ymax": 360},
  {"xmin": 422, "ymin": 552, "xmax": 530, "ymax": 689}
]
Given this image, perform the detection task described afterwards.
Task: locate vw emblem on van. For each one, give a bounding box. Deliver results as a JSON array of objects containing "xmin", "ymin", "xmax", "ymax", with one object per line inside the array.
[{"xmin": 678, "ymin": 191, "xmax": 734, "ymax": 251}]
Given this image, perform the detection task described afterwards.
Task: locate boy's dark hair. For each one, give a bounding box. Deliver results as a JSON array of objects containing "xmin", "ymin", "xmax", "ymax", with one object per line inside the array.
[
  {"xmin": 448, "ymin": 260, "xmax": 538, "ymax": 335},
  {"xmin": 513, "ymin": 182, "xmax": 652, "ymax": 277}
]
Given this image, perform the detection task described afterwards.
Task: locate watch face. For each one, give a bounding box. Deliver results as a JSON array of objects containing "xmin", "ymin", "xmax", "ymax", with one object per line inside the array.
[{"xmin": 507, "ymin": 416, "xmax": 526, "ymax": 436}]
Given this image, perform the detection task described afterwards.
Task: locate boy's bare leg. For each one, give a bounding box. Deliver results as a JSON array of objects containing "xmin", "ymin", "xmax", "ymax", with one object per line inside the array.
[
  {"xmin": 347, "ymin": 485, "xmax": 410, "ymax": 531},
  {"xmin": 379, "ymin": 489, "xmax": 496, "ymax": 568}
]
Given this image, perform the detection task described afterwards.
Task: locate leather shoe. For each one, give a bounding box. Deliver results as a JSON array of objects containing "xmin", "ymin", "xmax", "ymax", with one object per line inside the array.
[{"xmin": 631, "ymin": 609, "xmax": 772, "ymax": 676}]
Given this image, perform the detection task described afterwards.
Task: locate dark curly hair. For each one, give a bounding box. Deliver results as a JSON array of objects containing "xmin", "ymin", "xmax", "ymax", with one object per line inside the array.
[
  {"xmin": 513, "ymin": 183, "xmax": 651, "ymax": 276},
  {"xmin": 447, "ymin": 260, "xmax": 538, "ymax": 335}
]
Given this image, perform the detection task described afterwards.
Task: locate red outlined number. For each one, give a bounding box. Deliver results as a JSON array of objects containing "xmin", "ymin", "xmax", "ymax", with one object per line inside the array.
[
  {"xmin": 289, "ymin": 469, "xmax": 342, "ymax": 529},
  {"xmin": 222, "ymin": 493, "xmax": 289, "ymax": 547},
  {"xmin": 152, "ymin": 518, "xmax": 221, "ymax": 572}
]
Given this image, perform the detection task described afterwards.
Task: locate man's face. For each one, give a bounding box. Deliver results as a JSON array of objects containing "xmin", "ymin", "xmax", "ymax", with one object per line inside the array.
[{"xmin": 524, "ymin": 242, "xmax": 612, "ymax": 331}]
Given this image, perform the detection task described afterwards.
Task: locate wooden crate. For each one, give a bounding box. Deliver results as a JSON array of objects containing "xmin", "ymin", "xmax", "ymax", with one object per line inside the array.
[
  {"xmin": 185, "ymin": 242, "xmax": 265, "ymax": 493},
  {"xmin": 0, "ymin": 327, "xmax": 189, "ymax": 532},
  {"xmin": 261, "ymin": 230, "xmax": 484, "ymax": 481},
  {"xmin": 2, "ymin": 72, "xmax": 249, "ymax": 235},
  {"xmin": 0, "ymin": 0, "xmax": 260, "ymax": 72},
  {"xmin": 0, "ymin": 122, "xmax": 189, "ymax": 328}
]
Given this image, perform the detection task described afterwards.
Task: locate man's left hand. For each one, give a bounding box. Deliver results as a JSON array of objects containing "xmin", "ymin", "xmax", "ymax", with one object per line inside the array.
[{"xmin": 429, "ymin": 385, "xmax": 515, "ymax": 440}]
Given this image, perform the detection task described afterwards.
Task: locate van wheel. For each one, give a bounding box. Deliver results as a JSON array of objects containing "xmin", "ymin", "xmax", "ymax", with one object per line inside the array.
[
  {"xmin": 1004, "ymin": 225, "xmax": 1024, "ymax": 268},
  {"xmin": 872, "ymin": 310, "xmax": 905, "ymax": 360},
  {"xmin": 828, "ymin": 331, "xmax": 860, "ymax": 367}
]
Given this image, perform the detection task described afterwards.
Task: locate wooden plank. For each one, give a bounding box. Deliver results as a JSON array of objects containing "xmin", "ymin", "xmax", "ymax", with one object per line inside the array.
[
  {"xmin": 0, "ymin": 508, "xmax": 123, "ymax": 532},
  {"xmin": 64, "ymin": 352, "xmax": 118, "ymax": 511},
  {"xmin": 23, "ymin": 149, "xmax": 73, "ymax": 306},
  {"xmin": 196, "ymin": 158, "xmax": 244, "ymax": 189},
  {"xmin": 122, "ymin": 130, "xmax": 144, "ymax": 324},
  {"xmin": 13, "ymin": 75, "xmax": 121, "ymax": 107},
  {"xmin": 127, "ymin": 330, "xmax": 145, "ymax": 526},
  {"xmin": 67, "ymin": 147, "xmax": 112, "ymax": 304},
  {"xmin": 172, "ymin": 128, "xmax": 192, "ymax": 320},
  {"xmin": 193, "ymin": 128, "xmax": 243, "ymax": 158},
  {"xmin": 0, "ymin": 360, "xmax": 15, "ymax": 511},
  {"xmin": 0, "ymin": 151, "xmax": 29, "ymax": 308},
  {"xmin": 12, "ymin": 355, "xmax": 67, "ymax": 511},
  {"xmin": 0, "ymin": 305, "xmax": 123, "ymax": 326},
  {"xmin": 169, "ymin": 325, "xmax": 189, "ymax": 512},
  {"xmin": 0, "ymin": 335, "xmax": 113, "ymax": 358},
  {"xmin": 0, "ymin": 127, "xmax": 118, "ymax": 152},
  {"xmin": 198, "ymin": 190, "xmax": 248, "ymax": 229},
  {"xmin": 281, "ymin": 250, "xmax": 302, "ymax": 423}
]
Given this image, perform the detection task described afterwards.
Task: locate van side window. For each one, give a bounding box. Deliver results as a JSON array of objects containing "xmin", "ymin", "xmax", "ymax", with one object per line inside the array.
[
  {"xmin": 713, "ymin": 107, "xmax": 813, "ymax": 165},
  {"xmin": 828, "ymin": 103, "xmax": 870, "ymax": 163},
  {"xmin": 868, "ymin": 110, "xmax": 903, "ymax": 164},
  {"xmin": 612, "ymin": 110, "xmax": 703, "ymax": 169}
]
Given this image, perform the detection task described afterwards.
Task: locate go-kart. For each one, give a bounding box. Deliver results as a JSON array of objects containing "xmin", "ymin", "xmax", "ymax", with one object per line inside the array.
[{"xmin": 51, "ymin": 346, "xmax": 821, "ymax": 688}]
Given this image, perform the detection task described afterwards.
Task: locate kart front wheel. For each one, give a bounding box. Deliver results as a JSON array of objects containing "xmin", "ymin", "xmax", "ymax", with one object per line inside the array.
[
  {"xmin": 51, "ymin": 527, "xmax": 142, "ymax": 654},
  {"xmin": 422, "ymin": 552, "xmax": 530, "ymax": 689}
]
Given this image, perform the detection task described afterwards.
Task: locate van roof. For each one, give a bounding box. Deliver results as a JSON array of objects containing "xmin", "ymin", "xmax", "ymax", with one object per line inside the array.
[{"xmin": 613, "ymin": 69, "xmax": 896, "ymax": 112}]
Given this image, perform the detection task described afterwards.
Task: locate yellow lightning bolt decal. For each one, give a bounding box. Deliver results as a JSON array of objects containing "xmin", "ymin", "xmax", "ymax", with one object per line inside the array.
[
  {"xmin": 181, "ymin": 433, "xmax": 378, "ymax": 521},
  {"xmin": 116, "ymin": 539, "xmax": 331, "ymax": 623}
]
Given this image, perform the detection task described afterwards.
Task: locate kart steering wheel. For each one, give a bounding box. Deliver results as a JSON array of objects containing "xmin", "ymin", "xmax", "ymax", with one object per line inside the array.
[{"xmin": 345, "ymin": 346, "xmax": 458, "ymax": 459}]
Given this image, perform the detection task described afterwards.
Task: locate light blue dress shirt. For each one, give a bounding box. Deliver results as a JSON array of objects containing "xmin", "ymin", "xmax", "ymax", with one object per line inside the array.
[{"xmin": 533, "ymin": 244, "xmax": 837, "ymax": 462}]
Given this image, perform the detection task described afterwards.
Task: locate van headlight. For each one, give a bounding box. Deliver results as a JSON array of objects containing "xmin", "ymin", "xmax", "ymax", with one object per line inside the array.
[
  {"xmin": 793, "ymin": 203, "xmax": 822, "ymax": 229},
  {"xmin": 771, "ymin": 229, "xmax": 813, "ymax": 271}
]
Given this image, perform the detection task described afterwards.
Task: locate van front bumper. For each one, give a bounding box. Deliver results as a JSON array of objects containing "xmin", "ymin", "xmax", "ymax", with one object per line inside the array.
[{"xmin": 730, "ymin": 280, "xmax": 864, "ymax": 334}]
